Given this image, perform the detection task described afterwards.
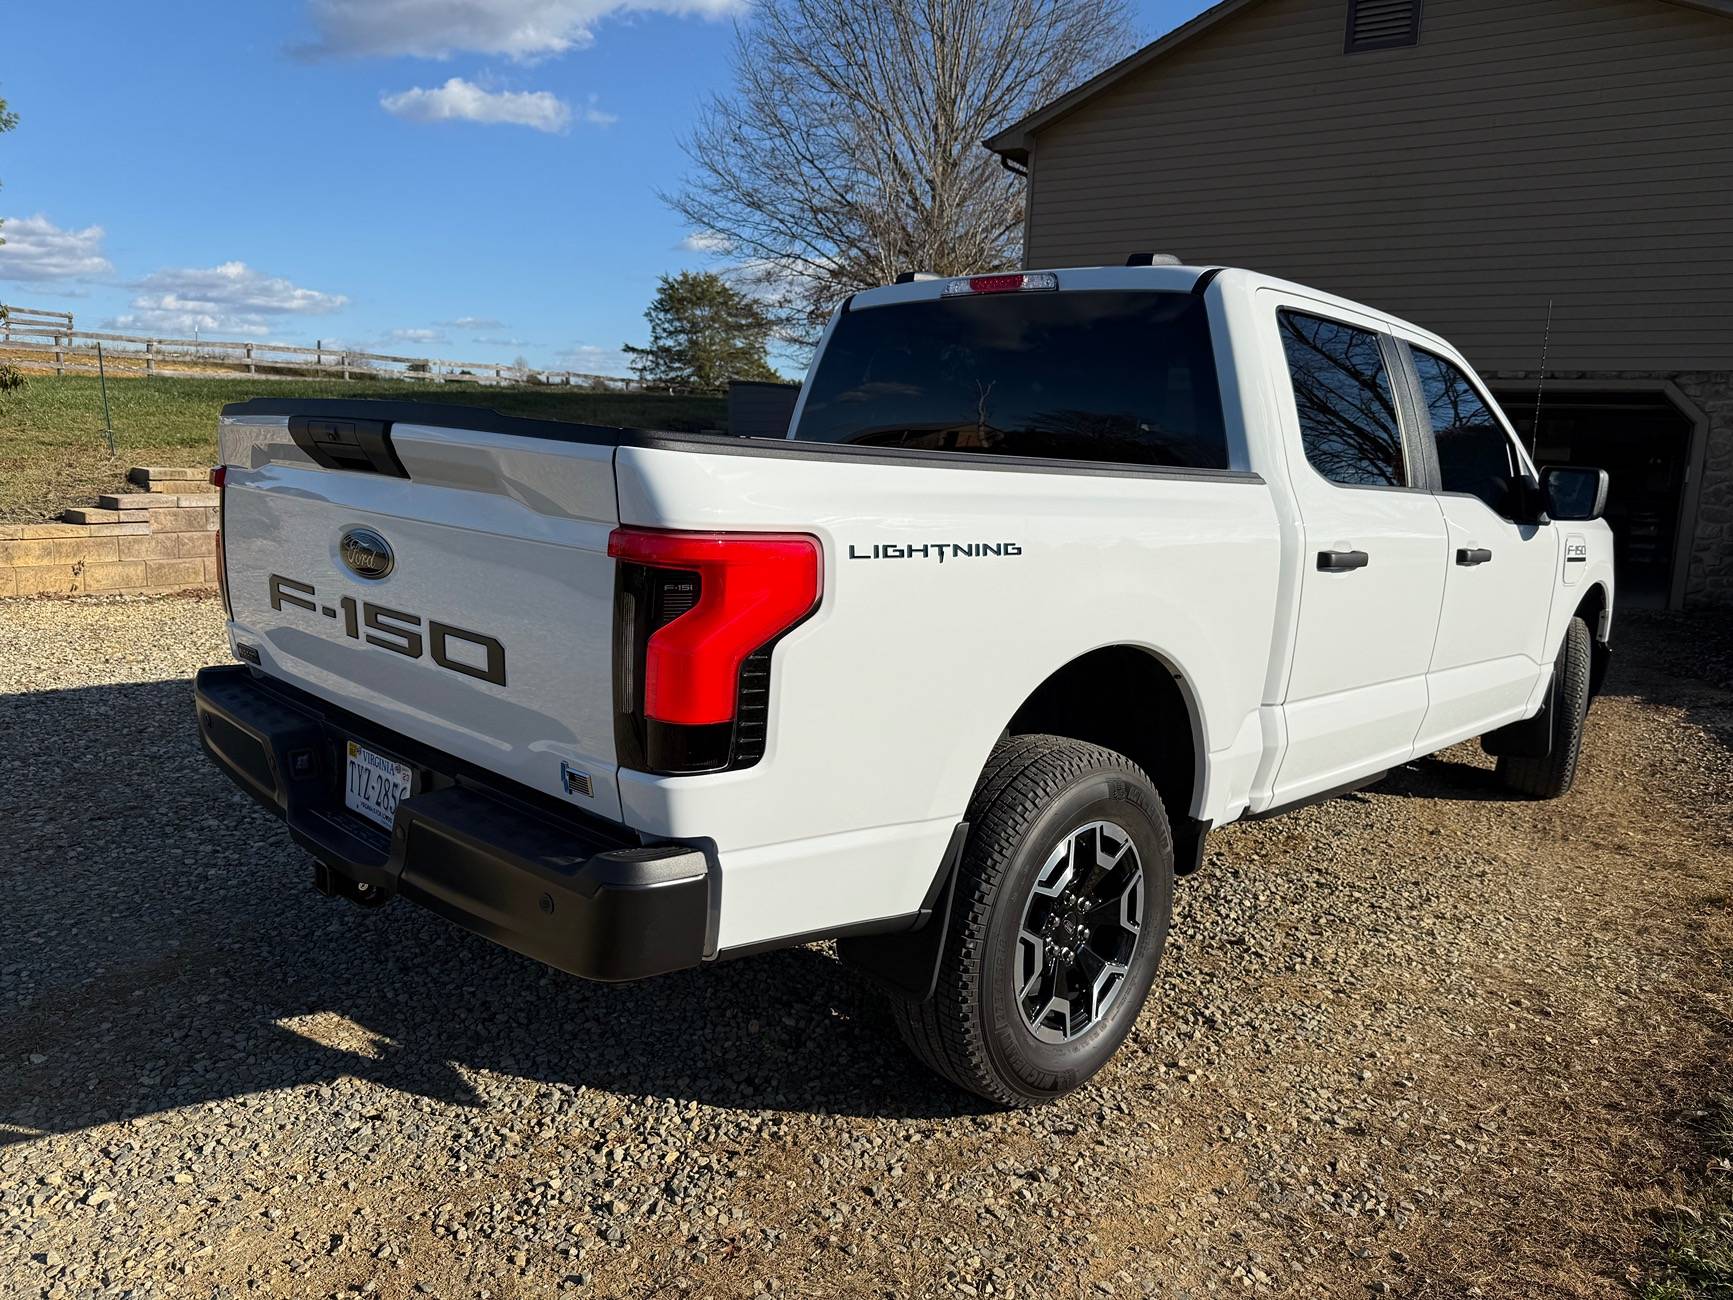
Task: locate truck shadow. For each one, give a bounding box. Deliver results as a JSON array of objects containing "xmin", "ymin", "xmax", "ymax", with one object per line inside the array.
[
  {"xmin": 0, "ymin": 679, "xmax": 989, "ymax": 1144},
  {"xmin": 1370, "ymin": 610, "xmax": 1731, "ymax": 804},
  {"xmin": 5, "ymin": 612, "xmax": 1723, "ymax": 1144},
  {"xmin": 1374, "ymin": 757, "xmax": 1510, "ymax": 802}
]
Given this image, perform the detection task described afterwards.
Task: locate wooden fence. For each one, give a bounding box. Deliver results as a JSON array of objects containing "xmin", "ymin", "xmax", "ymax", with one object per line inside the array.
[
  {"xmin": 2, "ymin": 305, "xmax": 75, "ymax": 333},
  {"xmin": 0, "ymin": 303, "xmax": 640, "ymax": 390}
]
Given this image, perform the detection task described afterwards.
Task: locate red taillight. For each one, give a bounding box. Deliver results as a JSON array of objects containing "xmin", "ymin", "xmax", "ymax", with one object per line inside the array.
[
  {"xmin": 210, "ymin": 465, "xmax": 231, "ymax": 618},
  {"xmin": 608, "ymin": 527, "xmax": 820, "ymax": 727}
]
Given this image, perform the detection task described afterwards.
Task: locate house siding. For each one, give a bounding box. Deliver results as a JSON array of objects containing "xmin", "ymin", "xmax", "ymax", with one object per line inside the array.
[{"xmin": 1022, "ymin": 0, "xmax": 1733, "ymax": 375}]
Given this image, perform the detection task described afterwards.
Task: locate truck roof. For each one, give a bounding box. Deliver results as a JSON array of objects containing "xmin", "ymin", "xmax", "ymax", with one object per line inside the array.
[{"xmin": 846, "ymin": 263, "xmax": 1460, "ymax": 361}]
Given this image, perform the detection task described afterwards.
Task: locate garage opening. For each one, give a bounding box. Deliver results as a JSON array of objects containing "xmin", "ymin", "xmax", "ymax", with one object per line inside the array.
[{"xmin": 1494, "ymin": 388, "xmax": 1695, "ymax": 609}]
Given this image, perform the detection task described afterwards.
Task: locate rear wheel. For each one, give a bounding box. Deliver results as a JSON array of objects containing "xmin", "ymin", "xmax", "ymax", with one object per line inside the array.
[
  {"xmin": 889, "ymin": 735, "xmax": 1173, "ymax": 1106},
  {"xmin": 1498, "ymin": 615, "xmax": 1593, "ymax": 799}
]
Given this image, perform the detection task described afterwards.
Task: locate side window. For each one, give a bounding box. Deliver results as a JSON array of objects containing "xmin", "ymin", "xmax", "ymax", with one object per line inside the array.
[
  {"xmin": 1278, "ymin": 310, "xmax": 1407, "ymax": 487},
  {"xmin": 1411, "ymin": 349, "xmax": 1520, "ymax": 517}
]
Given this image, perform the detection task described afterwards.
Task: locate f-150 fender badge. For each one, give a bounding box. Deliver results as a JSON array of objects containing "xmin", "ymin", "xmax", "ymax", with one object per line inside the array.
[
  {"xmin": 847, "ymin": 542, "xmax": 1022, "ymax": 563},
  {"xmin": 1563, "ymin": 535, "xmax": 1588, "ymax": 585}
]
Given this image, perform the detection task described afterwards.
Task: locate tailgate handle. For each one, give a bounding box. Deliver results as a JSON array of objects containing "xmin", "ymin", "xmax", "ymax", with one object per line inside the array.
[{"xmin": 289, "ymin": 416, "xmax": 408, "ymax": 478}]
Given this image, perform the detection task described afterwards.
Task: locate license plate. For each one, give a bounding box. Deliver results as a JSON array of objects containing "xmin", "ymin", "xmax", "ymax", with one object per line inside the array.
[{"xmin": 344, "ymin": 741, "xmax": 413, "ymax": 831}]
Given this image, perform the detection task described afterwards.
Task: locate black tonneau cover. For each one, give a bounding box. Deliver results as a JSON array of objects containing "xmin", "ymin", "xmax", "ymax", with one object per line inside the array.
[{"xmin": 220, "ymin": 398, "xmax": 1260, "ymax": 482}]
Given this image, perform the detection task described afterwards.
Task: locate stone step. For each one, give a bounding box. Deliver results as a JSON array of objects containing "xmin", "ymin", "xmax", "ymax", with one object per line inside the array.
[
  {"xmin": 97, "ymin": 492, "xmax": 220, "ymax": 511},
  {"xmin": 129, "ymin": 466, "xmax": 208, "ymax": 486},
  {"xmin": 55, "ymin": 506, "xmax": 152, "ymax": 530}
]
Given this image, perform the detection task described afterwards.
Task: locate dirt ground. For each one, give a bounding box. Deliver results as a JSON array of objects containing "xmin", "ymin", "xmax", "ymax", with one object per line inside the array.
[{"xmin": 1, "ymin": 595, "xmax": 1729, "ymax": 1299}]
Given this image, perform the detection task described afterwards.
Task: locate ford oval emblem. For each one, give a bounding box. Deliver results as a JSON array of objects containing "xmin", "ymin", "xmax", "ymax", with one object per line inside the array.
[{"xmin": 339, "ymin": 527, "xmax": 394, "ymax": 580}]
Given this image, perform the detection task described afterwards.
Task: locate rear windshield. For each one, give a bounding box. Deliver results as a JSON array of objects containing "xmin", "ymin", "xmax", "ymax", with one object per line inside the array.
[{"xmin": 790, "ymin": 290, "xmax": 1228, "ymax": 469}]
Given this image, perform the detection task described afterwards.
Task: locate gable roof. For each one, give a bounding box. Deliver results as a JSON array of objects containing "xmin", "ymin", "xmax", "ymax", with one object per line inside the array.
[{"xmin": 984, "ymin": 0, "xmax": 1733, "ymax": 164}]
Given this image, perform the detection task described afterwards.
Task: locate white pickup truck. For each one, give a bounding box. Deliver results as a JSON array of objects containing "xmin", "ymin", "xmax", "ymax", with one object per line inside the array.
[{"xmin": 196, "ymin": 262, "xmax": 1614, "ymax": 1105}]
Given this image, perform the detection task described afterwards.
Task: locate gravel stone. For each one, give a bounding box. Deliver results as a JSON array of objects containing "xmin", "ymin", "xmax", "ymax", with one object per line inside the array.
[{"xmin": 0, "ymin": 594, "xmax": 1729, "ymax": 1299}]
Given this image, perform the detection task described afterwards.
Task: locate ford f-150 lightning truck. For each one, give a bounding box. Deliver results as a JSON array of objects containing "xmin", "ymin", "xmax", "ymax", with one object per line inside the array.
[{"xmin": 194, "ymin": 262, "xmax": 1614, "ymax": 1105}]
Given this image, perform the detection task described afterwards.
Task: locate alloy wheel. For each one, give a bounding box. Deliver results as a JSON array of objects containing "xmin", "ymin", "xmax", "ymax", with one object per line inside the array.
[{"xmin": 1013, "ymin": 819, "xmax": 1145, "ymax": 1044}]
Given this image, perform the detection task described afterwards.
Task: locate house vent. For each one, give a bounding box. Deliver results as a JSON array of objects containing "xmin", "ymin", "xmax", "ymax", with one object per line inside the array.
[{"xmin": 1345, "ymin": 0, "xmax": 1421, "ymax": 51}]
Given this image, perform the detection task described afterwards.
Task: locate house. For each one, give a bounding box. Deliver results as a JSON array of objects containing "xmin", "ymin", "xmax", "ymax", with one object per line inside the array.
[{"xmin": 986, "ymin": 0, "xmax": 1733, "ymax": 608}]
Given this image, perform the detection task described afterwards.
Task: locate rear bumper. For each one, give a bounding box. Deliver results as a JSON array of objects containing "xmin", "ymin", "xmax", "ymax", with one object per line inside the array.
[{"xmin": 193, "ymin": 664, "xmax": 710, "ymax": 982}]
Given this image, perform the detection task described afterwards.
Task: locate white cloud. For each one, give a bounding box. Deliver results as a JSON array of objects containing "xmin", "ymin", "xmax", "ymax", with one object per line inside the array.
[
  {"xmin": 302, "ymin": 0, "xmax": 742, "ymax": 61},
  {"xmin": 110, "ymin": 261, "xmax": 347, "ymax": 338},
  {"xmin": 678, "ymin": 230, "xmax": 732, "ymax": 254},
  {"xmin": 439, "ymin": 315, "xmax": 507, "ymax": 329},
  {"xmin": 381, "ymin": 78, "xmax": 572, "ymax": 133},
  {"xmin": 579, "ymin": 95, "xmax": 618, "ymax": 126},
  {"xmin": 559, "ymin": 342, "xmax": 630, "ymax": 376},
  {"xmin": 389, "ymin": 327, "xmax": 445, "ymax": 343},
  {"xmin": 108, "ymin": 310, "xmax": 272, "ymax": 338},
  {"xmin": 0, "ymin": 214, "xmax": 114, "ymax": 283},
  {"xmin": 133, "ymin": 261, "xmax": 347, "ymax": 315}
]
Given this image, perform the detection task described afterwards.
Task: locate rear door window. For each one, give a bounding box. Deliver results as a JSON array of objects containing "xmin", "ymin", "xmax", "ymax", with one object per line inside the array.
[
  {"xmin": 1410, "ymin": 348, "xmax": 1522, "ymax": 518},
  {"xmin": 1278, "ymin": 310, "xmax": 1408, "ymax": 488},
  {"xmin": 791, "ymin": 291, "xmax": 1229, "ymax": 469}
]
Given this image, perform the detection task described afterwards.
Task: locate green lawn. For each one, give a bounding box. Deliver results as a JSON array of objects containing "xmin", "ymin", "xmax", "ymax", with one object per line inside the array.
[{"xmin": 0, "ymin": 373, "xmax": 727, "ymax": 522}]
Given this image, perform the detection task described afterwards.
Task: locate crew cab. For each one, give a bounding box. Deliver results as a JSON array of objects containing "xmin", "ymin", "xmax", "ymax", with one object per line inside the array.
[{"xmin": 194, "ymin": 263, "xmax": 1614, "ymax": 1105}]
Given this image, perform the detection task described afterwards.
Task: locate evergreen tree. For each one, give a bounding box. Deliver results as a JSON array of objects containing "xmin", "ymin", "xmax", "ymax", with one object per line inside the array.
[{"xmin": 623, "ymin": 272, "xmax": 780, "ymax": 391}]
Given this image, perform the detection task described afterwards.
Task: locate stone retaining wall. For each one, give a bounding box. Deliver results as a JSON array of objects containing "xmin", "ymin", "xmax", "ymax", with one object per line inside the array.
[
  {"xmin": 0, "ymin": 467, "xmax": 218, "ymax": 598},
  {"xmin": 1675, "ymin": 371, "xmax": 1733, "ymax": 605}
]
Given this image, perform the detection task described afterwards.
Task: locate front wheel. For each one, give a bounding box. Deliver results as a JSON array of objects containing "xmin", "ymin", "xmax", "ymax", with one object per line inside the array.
[
  {"xmin": 889, "ymin": 735, "xmax": 1174, "ymax": 1107},
  {"xmin": 1497, "ymin": 615, "xmax": 1593, "ymax": 799}
]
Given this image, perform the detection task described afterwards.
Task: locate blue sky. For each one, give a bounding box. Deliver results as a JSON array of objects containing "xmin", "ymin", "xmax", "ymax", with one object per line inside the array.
[{"xmin": 1, "ymin": 0, "xmax": 1200, "ymax": 376}]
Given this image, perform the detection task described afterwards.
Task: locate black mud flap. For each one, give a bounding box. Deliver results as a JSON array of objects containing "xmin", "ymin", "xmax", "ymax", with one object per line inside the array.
[
  {"xmin": 1588, "ymin": 640, "xmax": 1611, "ymax": 707},
  {"xmin": 836, "ymin": 822, "xmax": 967, "ymax": 1002},
  {"xmin": 1482, "ymin": 673, "xmax": 1556, "ymax": 759},
  {"xmin": 1173, "ymin": 817, "xmax": 1209, "ymax": 877}
]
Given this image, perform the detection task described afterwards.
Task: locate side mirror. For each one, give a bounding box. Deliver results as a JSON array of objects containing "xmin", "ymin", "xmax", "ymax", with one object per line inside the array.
[{"xmin": 1540, "ymin": 466, "xmax": 1609, "ymax": 521}]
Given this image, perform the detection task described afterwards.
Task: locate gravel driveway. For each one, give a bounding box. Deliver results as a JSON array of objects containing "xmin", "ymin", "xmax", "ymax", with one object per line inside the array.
[{"xmin": 2, "ymin": 594, "xmax": 1729, "ymax": 1299}]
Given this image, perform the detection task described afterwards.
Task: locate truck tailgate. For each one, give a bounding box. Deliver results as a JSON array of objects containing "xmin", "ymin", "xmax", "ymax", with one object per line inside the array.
[{"xmin": 218, "ymin": 409, "xmax": 625, "ymax": 822}]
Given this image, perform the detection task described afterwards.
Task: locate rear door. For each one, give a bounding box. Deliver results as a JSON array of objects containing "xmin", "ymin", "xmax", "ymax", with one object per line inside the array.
[
  {"xmin": 1396, "ymin": 344, "xmax": 1558, "ymax": 751},
  {"xmin": 218, "ymin": 405, "xmax": 626, "ymax": 821},
  {"xmin": 1260, "ymin": 297, "xmax": 1449, "ymax": 806}
]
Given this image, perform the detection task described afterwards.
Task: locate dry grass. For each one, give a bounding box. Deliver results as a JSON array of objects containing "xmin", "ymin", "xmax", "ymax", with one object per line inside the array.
[
  {"xmin": 0, "ymin": 372, "xmax": 728, "ymax": 523},
  {"xmin": 1636, "ymin": 1097, "xmax": 1733, "ymax": 1298}
]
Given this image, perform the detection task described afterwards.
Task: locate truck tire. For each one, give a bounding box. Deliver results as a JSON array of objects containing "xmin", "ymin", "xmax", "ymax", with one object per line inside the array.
[
  {"xmin": 1497, "ymin": 616, "xmax": 1593, "ymax": 799},
  {"xmin": 889, "ymin": 735, "xmax": 1174, "ymax": 1106}
]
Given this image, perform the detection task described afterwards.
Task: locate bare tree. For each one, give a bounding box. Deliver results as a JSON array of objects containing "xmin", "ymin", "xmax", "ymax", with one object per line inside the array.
[{"xmin": 667, "ymin": 0, "xmax": 1131, "ymax": 346}]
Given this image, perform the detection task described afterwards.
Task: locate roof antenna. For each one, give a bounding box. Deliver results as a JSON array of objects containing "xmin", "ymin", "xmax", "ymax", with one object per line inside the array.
[{"xmin": 1529, "ymin": 297, "xmax": 1553, "ymax": 459}]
